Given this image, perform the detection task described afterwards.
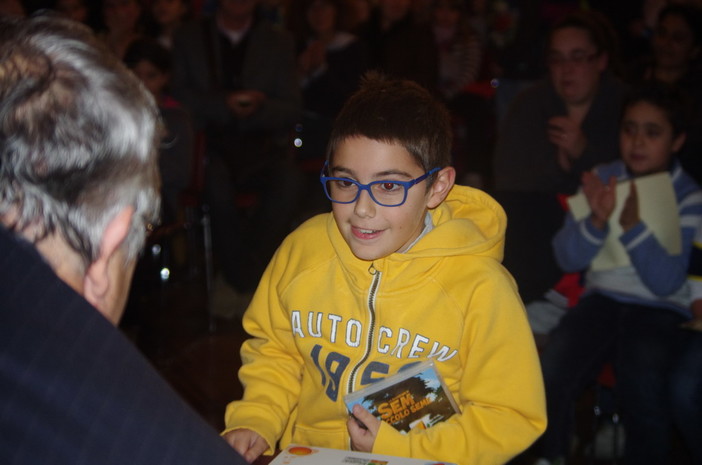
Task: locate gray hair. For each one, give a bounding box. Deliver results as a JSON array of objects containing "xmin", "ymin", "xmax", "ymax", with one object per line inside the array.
[{"xmin": 0, "ymin": 14, "xmax": 161, "ymax": 267}]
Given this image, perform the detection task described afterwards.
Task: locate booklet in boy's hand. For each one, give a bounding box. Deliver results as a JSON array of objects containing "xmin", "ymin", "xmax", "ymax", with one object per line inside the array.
[
  {"xmin": 344, "ymin": 360, "xmax": 459, "ymax": 434},
  {"xmin": 268, "ymin": 444, "xmax": 456, "ymax": 465}
]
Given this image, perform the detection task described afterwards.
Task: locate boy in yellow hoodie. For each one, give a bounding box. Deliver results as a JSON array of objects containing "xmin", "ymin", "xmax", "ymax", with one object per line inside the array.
[{"xmin": 222, "ymin": 74, "xmax": 546, "ymax": 465}]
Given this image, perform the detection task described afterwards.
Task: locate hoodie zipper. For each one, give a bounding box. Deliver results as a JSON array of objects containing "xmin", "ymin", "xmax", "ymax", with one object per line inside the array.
[{"xmin": 346, "ymin": 263, "xmax": 381, "ymax": 394}]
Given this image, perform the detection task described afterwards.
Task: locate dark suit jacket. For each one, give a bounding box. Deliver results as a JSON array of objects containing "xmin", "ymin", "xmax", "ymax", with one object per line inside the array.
[
  {"xmin": 0, "ymin": 225, "xmax": 247, "ymax": 465},
  {"xmin": 171, "ymin": 15, "xmax": 302, "ymax": 134}
]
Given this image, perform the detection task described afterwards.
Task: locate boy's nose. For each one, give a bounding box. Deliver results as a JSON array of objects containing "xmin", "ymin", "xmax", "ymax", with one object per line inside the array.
[{"xmin": 353, "ymin": 189, "xmax": 376, "ymax": 217}]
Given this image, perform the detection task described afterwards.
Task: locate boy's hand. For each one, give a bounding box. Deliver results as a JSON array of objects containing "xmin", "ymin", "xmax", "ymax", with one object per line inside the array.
[
  {"xmin": 347, "ymin": 404, "xmax": 381, "ymax": 453},
  {"xmin": 222, "ymin": 428, "xmax": 268, "ymax": 463},
  {"xmin": 619, "ymin": 181, "xmax": 640, "ymax": 232},
  {"xmin": 582, "ymin": 171, "xmax": 616, "ymax": 230}
]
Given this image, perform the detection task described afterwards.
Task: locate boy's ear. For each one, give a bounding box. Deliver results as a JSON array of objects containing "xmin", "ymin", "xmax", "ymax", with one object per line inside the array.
[
  {"xmin": 83, "ymin": 207, "xmax": 134, "ymax": 323},
  {"xmin": 673, "ymin": 132, "xmax": 686, "ymax": 154},
  {"xmin": 426, "ymin": 167, "xmax": 456, "ymax": 209}
]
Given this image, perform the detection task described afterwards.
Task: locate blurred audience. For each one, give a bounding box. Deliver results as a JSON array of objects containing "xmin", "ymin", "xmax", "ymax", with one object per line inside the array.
[
  {"xmin": 288, "ymin": 0, "xmax": 367, "ymax": 162},
  {"xmin": 171, "ymin": 0, "xmax": 302, "ymax": 316},
  {"xmin": 0, "ymin": 0, "xmax": 24, "ymax": 17},
  {"xmin": 52, "ymin": 0, "xmax": 89, "ymax": 23},
  {"xmin": 124, "ymin": 38, "xmax": 194, "ymax": 224},
  {"xmin": 97, "ymin": 0, "xmax": 146, "ymax": 59},
  {"xmin": 492, "ymin": 10, "xmax": 627, "ymax": 305},
  {"xmin": 489, "ymin": 0, "xmax": 580, "ymax": 124},
  {"xmin": 147, "ymin": 0, "xmax": 193, "ymax": 49},
  {"xmin": 626, "ymin": 4, "xmax": 702, "ymax": 184},
  {"xmin": 431, "ymin": 0, "xmax": 492, "ymax": 188},
  {"xmin": 340, "ymin": 0, "xmax": 370, "ymax": 32},
  {"xmin": 358, "ymin": 0, "xmax": 437, "ymax": 92},
  {"xmin": 537, "ymin": 81, "xmax": 702, "ymax": 465}
]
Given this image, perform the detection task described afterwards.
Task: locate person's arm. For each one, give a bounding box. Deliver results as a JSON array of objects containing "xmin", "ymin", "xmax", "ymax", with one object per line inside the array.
[
  {"xmin": 170, "ymin": 22, "xmax": 234, "ymax": 128},
  {"xmin": 370, "ymin": 261, "xmax": 547, "ymax": 464},
  {"xmin": 552, "ymin": 172, "xmax": 614, "ymax": 273},
  {"xmin": 222, "ymin": 246, "xmax": 304, "ymax": 459}
]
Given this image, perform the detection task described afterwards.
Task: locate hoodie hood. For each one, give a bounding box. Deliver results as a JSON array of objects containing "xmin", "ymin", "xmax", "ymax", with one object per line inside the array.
[{"xmin": 328, "ymin": 184, "xmax": 506, "ymax": 264}]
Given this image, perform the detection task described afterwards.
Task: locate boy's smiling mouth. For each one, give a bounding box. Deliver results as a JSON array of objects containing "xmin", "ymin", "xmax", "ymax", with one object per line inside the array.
[{"xmin": 352, "ymin": 226, "xmax": 382, "ymax": 239}]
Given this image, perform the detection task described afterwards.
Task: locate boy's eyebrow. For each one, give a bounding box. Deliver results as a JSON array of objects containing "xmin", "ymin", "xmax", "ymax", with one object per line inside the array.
[{"xmin": 330, "ymin": 166, "xmax": 415, "ymax": 179}]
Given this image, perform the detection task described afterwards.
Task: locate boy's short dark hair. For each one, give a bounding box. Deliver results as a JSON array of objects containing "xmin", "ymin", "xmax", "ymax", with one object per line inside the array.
[
  {"xmin": 622, "ymin": 81, "xmax": 690, "ymax": 137},
  {"xmin": 327, "ymin": 73, "xmax": 452, "ymax": 177}
]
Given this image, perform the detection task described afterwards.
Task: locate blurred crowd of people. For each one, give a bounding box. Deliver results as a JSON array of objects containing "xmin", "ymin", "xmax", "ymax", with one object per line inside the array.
[{"xmin": 3, "ymin": 1, "xmax": 702, "ymax": 463}]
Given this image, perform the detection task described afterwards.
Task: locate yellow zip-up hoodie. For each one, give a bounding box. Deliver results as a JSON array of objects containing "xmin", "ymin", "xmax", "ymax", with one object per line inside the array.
[{"xmin": 224, "ymin": 185, "xmax": 546, "ymax": 465}]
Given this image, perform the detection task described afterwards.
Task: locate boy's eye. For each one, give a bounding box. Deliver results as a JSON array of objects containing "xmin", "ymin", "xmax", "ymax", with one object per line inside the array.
[
  {"xmin": 377, "ymin": 181, "xmax": 403, "ymax": 193},
  {"xmin": 335, "ymin": 179, "xmax": 356, "ymax": 189}
]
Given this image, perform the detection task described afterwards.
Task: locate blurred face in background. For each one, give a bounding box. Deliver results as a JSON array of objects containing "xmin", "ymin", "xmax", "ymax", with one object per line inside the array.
[
  {"xmin": 103, "ymin": 0, "xmax": 142, "ymax": 33},
  {"xmin": 219, "ymin": 0, "xmax": 259, "ymax": 23},
  {"xmin": 56, "ymin": 0, "xmax": 88, "ymax": 23},
  {"xmin": 0, "ymin": 0, "xmax": 25, "ymax": 16},
  {"xmin": 653, "ymin": 12, "xmax": 699, "ymax": 72},
  {"xmin": 620, "ymin": 101, "xmax": 684, "ymax": 177},
  {"xmin": 379, "ymin": 0, "xmax": 411, "ymax": 25},
  {"xmin": 433, "ymin": 0, "xmax": 461, "ymax": 31},
  {"xmin": 151, "ymin": 0, "xmax": 188, "ymax": 28},
  {"xmin": 306, "ymin": 0, "xmax": 337, "ymax": 36},
  {"xmin": 548, "ymin": 26, "xmax": 607, "ymax": 107},
  {"xmin": 131, "ymin": 59, "xmax": 169, "ymax": 99}
]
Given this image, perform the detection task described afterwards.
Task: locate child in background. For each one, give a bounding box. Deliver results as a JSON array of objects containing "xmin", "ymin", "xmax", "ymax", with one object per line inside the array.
[
  {"xmin": 221, "ymin": 74, "xmax": 546, "ymax": 465},
  {"xmin": 537, "ymin": 81, "xmax": 702, "ymax": 465},
  {"xmin": 124, "ymin": 38, "xmax": 193, "ymax": 223}
]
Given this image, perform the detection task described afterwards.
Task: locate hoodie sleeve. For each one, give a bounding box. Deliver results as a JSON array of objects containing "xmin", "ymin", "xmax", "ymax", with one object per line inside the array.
[
  {"xmin": 371, "ymin": 260, "xmax": 547, "ymax": 465},
  {"xmin": 222, "ymin": 246, "xmax": 304, "ymax": 454}
]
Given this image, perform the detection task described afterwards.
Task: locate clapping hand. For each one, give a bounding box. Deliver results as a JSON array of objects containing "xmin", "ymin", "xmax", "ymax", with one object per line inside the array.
[
  {"xmin": 619, "ymin": 181, "xmax": 640, "ymax": 232},
  {"xmin": 582, "ymin": 171, "xmax": 616, "ymax": 230}
]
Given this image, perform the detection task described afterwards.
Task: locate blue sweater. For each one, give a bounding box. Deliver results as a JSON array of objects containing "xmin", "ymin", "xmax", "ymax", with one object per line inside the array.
[{"xmin": 553, "ymin": 160, "xmax": 702, "ymax": 315}]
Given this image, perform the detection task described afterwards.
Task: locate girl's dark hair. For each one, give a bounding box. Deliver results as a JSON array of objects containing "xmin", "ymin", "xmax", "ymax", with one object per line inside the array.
[{"xmin": 622, "ymin": 81, "xmax": 690, "ymax": 136}]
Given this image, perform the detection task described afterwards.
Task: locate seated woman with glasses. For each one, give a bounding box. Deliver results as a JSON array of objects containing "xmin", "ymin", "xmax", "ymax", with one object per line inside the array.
[{"xmin": 491, "ymin": 10, "xmax": 629, "ymax": 307}]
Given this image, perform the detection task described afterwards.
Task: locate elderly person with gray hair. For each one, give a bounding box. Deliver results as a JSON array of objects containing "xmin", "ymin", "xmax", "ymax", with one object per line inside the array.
[{"xmin": 0, "ymin": 14, "xmax": 246, "ymax": 465}]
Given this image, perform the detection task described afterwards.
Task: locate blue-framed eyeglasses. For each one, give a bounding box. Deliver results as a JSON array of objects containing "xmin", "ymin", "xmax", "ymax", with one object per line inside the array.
[{"xmin": 320, "ymin": 161, "xmax": 440, "ymax": 207}]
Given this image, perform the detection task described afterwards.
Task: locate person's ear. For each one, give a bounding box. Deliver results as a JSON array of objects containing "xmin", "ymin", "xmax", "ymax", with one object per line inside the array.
[
  {"xmin": 673, "ymin": 132, "xmax": 686, "ymax": 153},
  {"xmin": 83, "ymin": 207, "xmax": 134, "ymax": 323},
  {"xmin": 426, "ymin": 166, "xmax": 456, "ymax": 209}
]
